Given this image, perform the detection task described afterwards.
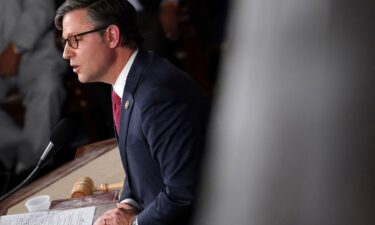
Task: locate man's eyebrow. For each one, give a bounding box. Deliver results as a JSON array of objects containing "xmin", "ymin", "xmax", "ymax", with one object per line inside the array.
[
  {"xmin": 61, "ymin": 33, "xmax": 68, "ymax": 39},
  {"xmin": 62, "ymin": 31, "xmax": 76, "ymax": 38}
]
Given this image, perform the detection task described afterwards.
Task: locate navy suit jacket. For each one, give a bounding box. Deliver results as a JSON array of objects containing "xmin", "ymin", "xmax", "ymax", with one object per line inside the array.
[{"xmin": 116, "ymin": 48, "xmax": 210, "ymax": 225}]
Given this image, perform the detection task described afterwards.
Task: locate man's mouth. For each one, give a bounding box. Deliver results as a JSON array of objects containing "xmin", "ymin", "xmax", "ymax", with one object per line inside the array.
[{"xmin": 71, "ymin": 65, "xmax": 79, "ymax": 73}]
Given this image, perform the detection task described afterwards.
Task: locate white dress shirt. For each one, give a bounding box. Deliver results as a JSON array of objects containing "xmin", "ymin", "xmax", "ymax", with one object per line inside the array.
[{"xmin": 112, "ymin": 49, "xmax": 139, "ymax": 98}]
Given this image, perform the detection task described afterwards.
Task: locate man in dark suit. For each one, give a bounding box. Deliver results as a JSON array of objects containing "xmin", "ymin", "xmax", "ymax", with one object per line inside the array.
[{"xmin": 55, "ymin": 1, "xmax": 210, "ymax": 225}]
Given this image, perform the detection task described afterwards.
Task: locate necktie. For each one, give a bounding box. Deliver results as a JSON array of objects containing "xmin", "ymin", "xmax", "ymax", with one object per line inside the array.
[{"xmin": 112, "ymin": 91, "xmax": 121, "ymax": 133}]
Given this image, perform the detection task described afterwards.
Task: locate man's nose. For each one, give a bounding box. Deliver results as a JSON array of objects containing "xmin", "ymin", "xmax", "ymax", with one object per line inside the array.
[{"xmin": 62, "ymin": 43, "xmax": 73, "ymax": 59}]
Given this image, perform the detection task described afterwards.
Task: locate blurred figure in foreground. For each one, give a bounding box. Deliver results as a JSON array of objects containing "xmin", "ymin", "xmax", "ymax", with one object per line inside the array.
[
  {"xmin": 0, "ymin": 0, "xmax": 66, "ymax": 193},
  {"xmin": 194, "ymin": 0, "xmax": 375, "ymax": 225}
]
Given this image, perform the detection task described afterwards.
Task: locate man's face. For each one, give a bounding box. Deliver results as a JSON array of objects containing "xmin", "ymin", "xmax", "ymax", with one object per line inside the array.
[{"xmin": 62, "ymin": 9, "xmax": 114, "ymax": 83}]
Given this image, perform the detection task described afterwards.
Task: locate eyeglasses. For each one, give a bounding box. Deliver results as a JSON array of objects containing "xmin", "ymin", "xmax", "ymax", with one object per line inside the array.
[{"xmin": 62, "ymin": 26, "xmax": 107, "ymax": 49}]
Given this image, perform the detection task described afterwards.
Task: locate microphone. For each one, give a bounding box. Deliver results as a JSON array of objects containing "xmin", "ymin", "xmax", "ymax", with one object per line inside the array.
[
  {"xmin": 0, "ymin": 118, "xmax": 77, "ymax": 202},
  {"xmin": 38, "ymin": 118, "xmax": 77, "ymax": 167}
]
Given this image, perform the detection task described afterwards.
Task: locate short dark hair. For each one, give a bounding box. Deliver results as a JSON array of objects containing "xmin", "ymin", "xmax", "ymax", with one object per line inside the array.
[{"xmin": 55, "ymin": 0, "xmax": 143, "ymax": 48}]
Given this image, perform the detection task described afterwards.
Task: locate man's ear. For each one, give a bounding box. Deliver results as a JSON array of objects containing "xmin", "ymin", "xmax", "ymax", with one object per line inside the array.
[{"xmin": 106, "ymin": 25, "xmax": 121, "ymax": 48}]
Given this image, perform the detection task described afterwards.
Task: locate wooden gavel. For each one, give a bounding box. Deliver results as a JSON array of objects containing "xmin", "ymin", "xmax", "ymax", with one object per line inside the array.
[{"xmin": 71, "ymin": 176, "xmax": 123, "ymax": 198}]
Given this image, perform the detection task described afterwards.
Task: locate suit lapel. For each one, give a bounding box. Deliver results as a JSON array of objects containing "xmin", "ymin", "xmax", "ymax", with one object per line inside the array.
[{"xmin": 117, "ymin": 49, "xmax": 153, "ymax": 175}]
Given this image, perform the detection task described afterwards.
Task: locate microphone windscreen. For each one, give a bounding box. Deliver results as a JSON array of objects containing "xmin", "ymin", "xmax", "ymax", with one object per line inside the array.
[{"xmin": 49, "ymin": 118, "xmax": 77, "ymax": 147}]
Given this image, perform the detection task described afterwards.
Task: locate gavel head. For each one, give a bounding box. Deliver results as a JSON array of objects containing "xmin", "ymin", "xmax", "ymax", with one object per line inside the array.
[{"xmin": 71, "ymin": 177, "xmax": 94, "ymax": 198}]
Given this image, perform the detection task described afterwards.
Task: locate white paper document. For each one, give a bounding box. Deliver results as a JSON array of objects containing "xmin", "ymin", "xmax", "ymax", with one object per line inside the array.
[{"xmin": 0, "ymin": 206, "xmax": 96, "ymax": 225}]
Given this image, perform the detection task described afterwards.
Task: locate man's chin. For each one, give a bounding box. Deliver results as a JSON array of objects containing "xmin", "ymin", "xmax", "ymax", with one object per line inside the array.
[
  {"xmin": 77, "ymin": 74, "xmax": 90, "ymax": 83},
  {"xmin": 77, "ymin": 73, "xmax": 104, "ymax": 84}
]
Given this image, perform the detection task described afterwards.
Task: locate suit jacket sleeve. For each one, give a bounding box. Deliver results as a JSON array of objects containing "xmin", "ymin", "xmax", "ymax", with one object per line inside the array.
[
  {"xmin": 137, "ymin": 85, "xmax": 207, "ymax": 225},
  {"xmin": 120, "ymin": 175, "xmax": 134, "ymax": 201}
]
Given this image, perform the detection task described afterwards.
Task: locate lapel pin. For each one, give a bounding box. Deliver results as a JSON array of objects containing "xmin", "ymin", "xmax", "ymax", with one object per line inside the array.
[{"xmin": 125, "ymin": 100, "xmax": 129, "ymax": 110}]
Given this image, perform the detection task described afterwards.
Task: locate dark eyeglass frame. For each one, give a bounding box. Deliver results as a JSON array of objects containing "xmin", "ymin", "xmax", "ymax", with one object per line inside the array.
[{"xmin": 62, "ymin": 26, "xmax": 107, "ymax": 49}]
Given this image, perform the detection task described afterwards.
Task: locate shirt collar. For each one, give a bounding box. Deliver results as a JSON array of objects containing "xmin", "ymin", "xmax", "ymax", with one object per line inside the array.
[{"xmin": 112, "ymin": 49, "xmax": 138, "ymax": 98}]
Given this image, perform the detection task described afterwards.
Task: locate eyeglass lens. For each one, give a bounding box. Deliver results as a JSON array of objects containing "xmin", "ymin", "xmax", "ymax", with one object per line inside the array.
[{"xmin": 61, "ymin": 27, "xmax": 107, "ymax": 49}]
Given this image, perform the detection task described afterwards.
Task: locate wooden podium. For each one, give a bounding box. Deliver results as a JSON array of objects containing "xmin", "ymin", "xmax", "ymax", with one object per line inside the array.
[{"xmin": 0, "ymin": 138, "xmax": 124, "ymax": 218}]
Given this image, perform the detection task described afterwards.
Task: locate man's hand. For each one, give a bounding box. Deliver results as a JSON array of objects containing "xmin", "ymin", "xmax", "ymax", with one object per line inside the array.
[
  {"xmin": 93, "ymin": 203, "xmax": 138, "ymax": 225},
  {"xmin": 159, "ymin": 1, "xmax": 179, "ymax": 41},
  {"xmin": 0, "ymin": 42, "xmax": 22, "ymax": 78}
]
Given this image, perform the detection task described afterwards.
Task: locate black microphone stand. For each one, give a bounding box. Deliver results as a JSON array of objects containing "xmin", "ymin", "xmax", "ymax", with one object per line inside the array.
[
  {"xmin": 0, "ymin": 164, "xmax": 41, "ymax": 202},
  {"xmin": 0, "ymin": 118, "xmax": 75, "ymax": 202},
  {"xmin": 0, "ymin": 143, "xmax": 60, "ymax": 202}
]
